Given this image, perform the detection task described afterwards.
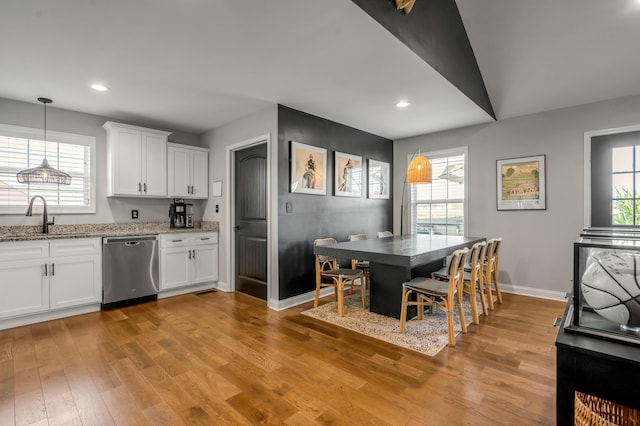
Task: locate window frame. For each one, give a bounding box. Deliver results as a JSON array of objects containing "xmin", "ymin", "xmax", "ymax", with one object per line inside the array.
[
  {"xmin": 0, "ymin": 123, "xmax": 96, "ymax": 214},
  {"xmin": 407, "ymin": 146, "xmax": 468, "ymax": 236}
]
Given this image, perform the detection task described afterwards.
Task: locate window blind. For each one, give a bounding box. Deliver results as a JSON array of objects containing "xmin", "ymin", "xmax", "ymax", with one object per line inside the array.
[
  {"xmin": 0, "ymin": 124, "xmax": 94, "ymax": 213},
  {"xmin": 410, "ymin": 151, "xmax": 465, "ymax": 236}
]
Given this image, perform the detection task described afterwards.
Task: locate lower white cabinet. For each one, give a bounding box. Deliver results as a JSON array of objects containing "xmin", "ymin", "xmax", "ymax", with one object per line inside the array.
[
  {"xmin": 0, "ymin": 238, "xmax": 102, "ymax": 320},
  {"xmin": 159, "ymin": 232, "xmax": 218, "ymax": 291}
]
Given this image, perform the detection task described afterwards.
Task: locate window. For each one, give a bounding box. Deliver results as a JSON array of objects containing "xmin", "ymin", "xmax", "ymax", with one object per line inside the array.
[
  {"xmin": 590, "ymin": 130, "xmax": 640, "ymax": 227},
  {"xmin": 409, "ymin": 148, "xmax": 467, "ymax": 236},
  {"xmin": 0, "ymin": 124, "xmax": 95, "ymax": 214}
]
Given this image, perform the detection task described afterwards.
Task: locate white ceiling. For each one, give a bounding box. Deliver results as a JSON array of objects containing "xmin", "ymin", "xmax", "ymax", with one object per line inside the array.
[{"xmin": 1, "ymin": 0, "xmax": 639, "ymax": 140}]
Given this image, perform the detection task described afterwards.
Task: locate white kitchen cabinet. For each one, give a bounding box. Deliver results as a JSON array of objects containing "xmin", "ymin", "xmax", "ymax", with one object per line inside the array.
[
  {"xmin": 104, "ymin": 121, "xmax": 171, "ymax": 197},
  {"xmin": 0, "ymin": 238, "xmax": 101, "ymax": 320},
  {"xmin": 49, "ymin": 239, "xmax": 102, "ymax": 310},
  {"xmin": 159, "ymin": 232, "xmax": 218, "ymax": 291},
  {"xmin": 167, "ymin": 143, "xmax": 209, "ymax": 199}
]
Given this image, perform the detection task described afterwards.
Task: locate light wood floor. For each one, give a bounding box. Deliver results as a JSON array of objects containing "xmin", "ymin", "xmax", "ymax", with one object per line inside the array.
[{"xmin": 0, "ymin": 290, "xmax": 565, "ymax": 425}]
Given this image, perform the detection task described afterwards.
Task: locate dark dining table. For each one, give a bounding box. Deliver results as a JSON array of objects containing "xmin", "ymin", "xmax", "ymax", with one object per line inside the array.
[{"xmin": 313, "ymin": 234, "xmax": 485, "ymax": 319}]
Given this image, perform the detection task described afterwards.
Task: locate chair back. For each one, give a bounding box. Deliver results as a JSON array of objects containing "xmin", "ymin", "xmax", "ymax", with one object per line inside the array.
[
  {"xmin": 313, "ymin": 238, "xmax": 338, "ymax": 283},
  {"xmin": 376, "ymin": 231, "xmax": 393, "ymax": 238},
  {"xmin": 490, "ymin": 237, "xmax": 502, "ymax": 271},
  {"xmin": 468, "ymin": 241, "xmax": 487, "ymax": 283},
  {"xmin": 448, "ymin": 247, "xmax": 469, "ymax": 298},
  {"xmin": 347, "ymin": 233, "xmax": 367, "ymax": 242}
]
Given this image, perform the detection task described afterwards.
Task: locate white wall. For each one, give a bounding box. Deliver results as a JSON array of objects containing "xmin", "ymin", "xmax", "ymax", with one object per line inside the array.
[
  {"xmin": 394, "ymin": 94, "xmax": 640, "ymax": 299},
  {"xmin": 201, "ymin": 105, "xmax": 278, "ymax": 297},
  {"xmin": 0, "ymin": 97, "xmax": 204, "ymax": 226}
]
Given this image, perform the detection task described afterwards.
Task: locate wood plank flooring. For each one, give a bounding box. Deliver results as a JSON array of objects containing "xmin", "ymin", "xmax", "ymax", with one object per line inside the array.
[{"xmin": 0, "ymin": 291, "xmax": 566, "ymax": 425}]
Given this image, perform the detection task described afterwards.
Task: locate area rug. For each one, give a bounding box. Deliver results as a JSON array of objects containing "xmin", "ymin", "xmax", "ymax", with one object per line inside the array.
[{"xmin": 301, "ymin": 293, "xmax": 479, "ymax": 356}]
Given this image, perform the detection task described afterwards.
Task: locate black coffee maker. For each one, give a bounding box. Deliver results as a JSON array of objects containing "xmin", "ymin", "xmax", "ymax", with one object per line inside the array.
[{"xmin": 169, "ymin": 198, "xmax": 192, "ymax": 228}]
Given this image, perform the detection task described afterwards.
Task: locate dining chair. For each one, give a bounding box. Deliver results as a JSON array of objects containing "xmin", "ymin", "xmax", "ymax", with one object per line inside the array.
[
  {"xmin": 347, "ymin": 233, "xmax": 370, "ymax": 289},
  {"xmin": 313, "ymin": 238, "xmax": 366, "ymax": 317},
  {"xmin": 376, "ymin": 231, "xmax": 393, "ymax": 238},
  {"xmin": 485, "ymin": 237, "xmax": 503, "ymax": 308},
  {"xmin": 399, "ymin": 247, "xmax": 469, "ymax": 346},
  {"xmin": 431, "ymin": 241, "xmax": 488, "ymax": 324}
]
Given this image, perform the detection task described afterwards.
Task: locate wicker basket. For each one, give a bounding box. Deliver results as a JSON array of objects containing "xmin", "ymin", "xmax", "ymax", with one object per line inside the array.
[{"xmin": 575, "ymin": 391, "xmax": 640, "ymax": 426}]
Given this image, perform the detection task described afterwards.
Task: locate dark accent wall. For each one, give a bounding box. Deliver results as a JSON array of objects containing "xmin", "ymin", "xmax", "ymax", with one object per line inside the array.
[
  {"xmin": 351, "ymin": 0, "xmax": 495, "ymax": 119},
  {"xmin": 278, "ymin": 105, "xmax": 393, "ymax": 300},
  {"xmin": 591, "ymin": 130, "xmax": 640, "ymax": 227}
]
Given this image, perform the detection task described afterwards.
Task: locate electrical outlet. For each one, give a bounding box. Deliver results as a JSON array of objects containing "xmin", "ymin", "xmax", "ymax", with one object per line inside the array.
[
  {"xmin": 131, "ymin": 209, "xmax": 139, "ymax": 219},
  {"xmin": 215, "ymin": 204, "xmax": 219, "ymax": 213}
]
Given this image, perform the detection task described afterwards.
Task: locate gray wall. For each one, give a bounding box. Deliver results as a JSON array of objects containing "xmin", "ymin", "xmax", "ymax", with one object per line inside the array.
[
  {"xmin": 0, "ymin": 97, "xmax": 203, "ymax": 226},
  {"xmin": 394, "ymin": 94, "xmax": 640, "ymax": 299},
  {"xmin": 201, "ymin": 105, "xmax": 278, "ymax": 296}
]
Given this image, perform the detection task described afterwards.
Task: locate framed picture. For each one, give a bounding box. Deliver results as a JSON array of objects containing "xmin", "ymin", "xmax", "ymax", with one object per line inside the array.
[
  {"xmin": 497, "ymin": 154, "xmax": 546, "ymax": 210},
  {"xmin": 368, "ymin": 159, "xmax": 390, "ymax": 199},
  {"xmin": 290, "ymin": 141, "xmax": 327, "ymax": 195},
  {"xmin": 335, "ymin": 151, "xmax": 362, "ymax": 197}
]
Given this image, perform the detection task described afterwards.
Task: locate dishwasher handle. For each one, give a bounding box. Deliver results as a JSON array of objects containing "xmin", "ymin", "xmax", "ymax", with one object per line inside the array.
[{"xmin": 125, "ymin": 241, "xmax": 141, "ymax": 247}]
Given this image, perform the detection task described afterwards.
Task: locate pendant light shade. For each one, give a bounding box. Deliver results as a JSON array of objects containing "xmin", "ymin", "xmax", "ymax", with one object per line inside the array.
[
  {"xmin": 406, "ymin": 154, "xmax": 432, "ymax": 184},
  {"xmin": 16, "ymin": 97, "xmax": 72, "ymax": 185}
]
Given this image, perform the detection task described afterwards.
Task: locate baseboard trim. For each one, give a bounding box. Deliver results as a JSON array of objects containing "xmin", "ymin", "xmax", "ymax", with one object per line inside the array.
[
  {"xmin": 498, "ymin": 283, "xmax": 568, "ymax": 301},
  {"xmin": 268, "ymin": 284, "xmax": 567, "ymax": 311},
  {"xmin": 269, "ymin": 288, "xmax": 334, "ymax": 311},
  {"xmin": 158, "ymin": 282, "xmax": 217, "ymax": 299},
  {"xmin": 0, "ymin": 304, "xmax": 100, "ymax": 331}
]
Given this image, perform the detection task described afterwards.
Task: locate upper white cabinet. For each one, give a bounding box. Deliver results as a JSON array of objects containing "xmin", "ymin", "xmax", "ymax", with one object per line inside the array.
[
  {"xmin": 167, "ymin": 143, "xmax": 209, "ymax": 199},
  {"xmin": 104, "ymin": 121, "xmax": 171, "ymax": 197}
]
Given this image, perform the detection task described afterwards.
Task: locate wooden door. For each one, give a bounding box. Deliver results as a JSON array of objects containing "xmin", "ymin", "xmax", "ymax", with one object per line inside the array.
[{"xmin": 234, "ymin": 143, "xmax": 268, "ymax": 300}]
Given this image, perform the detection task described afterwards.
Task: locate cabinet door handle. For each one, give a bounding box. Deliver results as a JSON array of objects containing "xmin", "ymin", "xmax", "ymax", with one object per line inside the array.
[
  {"xmin": 51, "ymin": 263, "xmax": 55, "ymax": 276},
  {"xmin": 191, "ymin": 186, "xmax": 194, "ymax": 195},
  {"xmin": 188, "ymin": 250, "xmax": 192, "ymax": 260},
  {"xmin": 200, "ymin": 237, "xmax": 210, "ymax": 241},
  {"xmin": 143, "ymin": 182, "xmax": 147, "ymax": 193},
  {"xmin": 138, "ymin": 182, "xmax": 142, "ymax": 193},
  {"xmin": 172, "ymin": 239, "xmax": 183, "ymax": 243},
  {"xmin": 192, "ymin": 249, "xmax": 196, "ymax": 259},
  {"xmin": 44, "ymin": 264, "xmax": 48, "ymax": 276}
]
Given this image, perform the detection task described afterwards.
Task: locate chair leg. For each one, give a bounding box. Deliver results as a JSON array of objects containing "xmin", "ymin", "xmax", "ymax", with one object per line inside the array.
[
  {"xmin": 467, "ymin": 283, "xmax": 479, "ymax": 325},
  {"xmin": 493, "ymin": 270, "xmax": 503, "ymax": 304},
  {"xmin": 399, "ymin": 286, "xmax": 411, "ymax": 333},
  {"xmin": 485, "ymin": 273, "xmax": 495, "ymax": 310},
  {"xmin": 446, "ymin": 311, "xmax": 455, "ymax": 347},
  {"xmin": 457, "ymin": 294, "xmax": 467, "ymax": 334},
  {"xmin": 477, "ymin": 279, "xmax": 489, "ymax": 316},
  {"xmin": 337, "ymin": 278, "xmax": 344, "ymax": 317},
  {"xmin": 314, "ymin": 282, "xmax": 321, "ymax": 308}
]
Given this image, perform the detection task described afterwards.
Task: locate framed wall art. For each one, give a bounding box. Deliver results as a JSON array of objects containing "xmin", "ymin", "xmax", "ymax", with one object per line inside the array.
[
  {"xmin": 335, "ymin": 151, "xmax": 362, "ymax": 197},
  {"xmin": 290, "ymin": 141, "xmax": 327, "ymax": 195},
  {"xmin": 368, "ymin": 159, "xmax": 390, "ymax": 199},
  {"xmin": 497, "ymin": 154, "xmax": 546, "ymax": 210}
]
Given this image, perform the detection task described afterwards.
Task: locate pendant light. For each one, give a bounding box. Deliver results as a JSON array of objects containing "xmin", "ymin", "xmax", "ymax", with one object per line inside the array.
[
  {"xmin": 401, "ymin": 149, "xmax": 432, "ymax": 235},
  {"xmin": 16, "ymin": 97, "xmax": 72, "ymax": 185}
]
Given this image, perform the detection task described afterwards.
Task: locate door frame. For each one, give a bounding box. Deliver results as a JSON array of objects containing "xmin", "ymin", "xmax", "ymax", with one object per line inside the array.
[{"xmin": 225, "ymin": 134, "xmax": 273, "ymax": 301}]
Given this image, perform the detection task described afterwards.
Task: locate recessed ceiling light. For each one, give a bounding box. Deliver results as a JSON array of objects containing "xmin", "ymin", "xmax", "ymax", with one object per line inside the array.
[
  {"xmin": 395, "ymin": 100, "xmax": 410, "ymax": 108},
  {"xmin": 90, "ymin": 83, "xmax": 109, "ymax": 92}
]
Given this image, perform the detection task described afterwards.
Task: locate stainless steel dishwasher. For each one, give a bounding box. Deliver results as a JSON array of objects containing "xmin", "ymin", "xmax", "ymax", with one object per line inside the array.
[{"xmin": 102, "ymin": 235, "xmax": 159, "ymax": 309}]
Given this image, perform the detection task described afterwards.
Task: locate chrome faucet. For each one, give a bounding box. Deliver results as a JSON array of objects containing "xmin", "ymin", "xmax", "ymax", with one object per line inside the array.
[{"xmin": 26, "ymin": 195, "xmax": 54, "ymax": 234}]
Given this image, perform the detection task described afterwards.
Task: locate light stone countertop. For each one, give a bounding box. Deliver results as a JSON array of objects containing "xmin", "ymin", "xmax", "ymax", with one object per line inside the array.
[{"xmin": 0, "ymin": 221, "xmax": 219, "ymax": 243}]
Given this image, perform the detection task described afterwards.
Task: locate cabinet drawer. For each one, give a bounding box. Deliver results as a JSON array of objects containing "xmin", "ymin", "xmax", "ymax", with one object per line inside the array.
[
  {"xmin": 50, "ymin": 238, "xmax": 101, "ymax": 257},
  {"xmin": 160, "ymin": 234, "xmax": 191, "ymax": 248},
  {"xmin": 191, "ymin": 232, "xmax": 218, "ymax": 246},
  {"xmin": 0, "ymin": 240, "xmax": 49, "ymax": 262}
]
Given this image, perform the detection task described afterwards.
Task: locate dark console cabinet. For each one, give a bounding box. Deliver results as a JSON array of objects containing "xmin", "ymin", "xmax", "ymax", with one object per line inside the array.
[{"xmin": 556, "ymin": 302, "xmax": 640, "ymax": 424}]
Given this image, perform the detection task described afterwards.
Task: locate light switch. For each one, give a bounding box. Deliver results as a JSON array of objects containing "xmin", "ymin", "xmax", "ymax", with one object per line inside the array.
[{"xmin": 286, "ymin": 202, "xmax": 292, "ymax": 213}]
